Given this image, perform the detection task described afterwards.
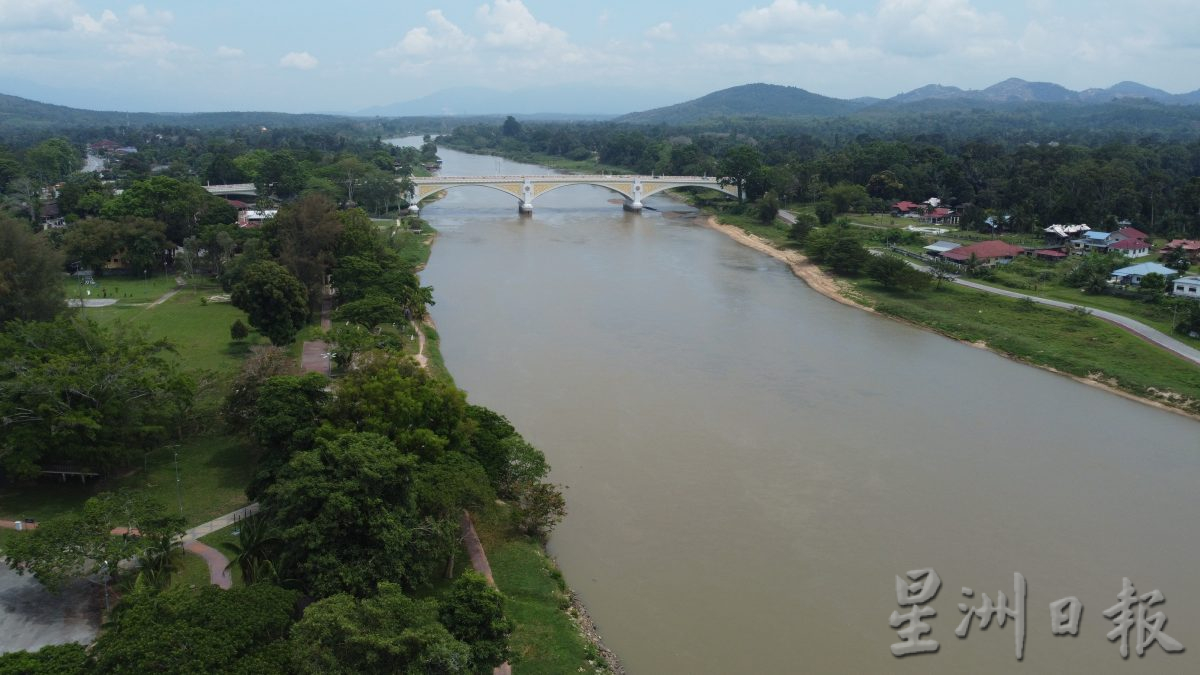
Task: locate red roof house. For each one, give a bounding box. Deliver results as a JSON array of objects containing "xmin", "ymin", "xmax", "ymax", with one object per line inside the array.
[
  {"xmin": 1113, "ymin": 226, "xmax": 1148, "ymax": 242},
  {"xmin": 942, "ymin": 240, "xmax": 1026, "ymax": 264},
  {"xmin": 1108, "ymin": 238, "xmax": 1150, "ymax": 258}
]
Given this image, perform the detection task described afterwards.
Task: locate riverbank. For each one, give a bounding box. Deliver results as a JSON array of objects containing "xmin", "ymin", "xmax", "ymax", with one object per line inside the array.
[
  {"xmin": 416, "ymin": 215, "xmax": 622, "ymax": 674},
  {"xmin": 702, "ymin": 214, "xmax": 1200, "ymax": 421}
]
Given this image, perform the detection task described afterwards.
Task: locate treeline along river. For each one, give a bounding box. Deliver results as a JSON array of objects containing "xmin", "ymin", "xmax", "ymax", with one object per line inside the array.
[{"xmin": 394, "ymin": 138, "xmax": 1200, "ymax": 673}]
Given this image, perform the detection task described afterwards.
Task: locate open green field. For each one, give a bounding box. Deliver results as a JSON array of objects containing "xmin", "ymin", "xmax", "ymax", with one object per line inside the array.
[
  {"xmin": 63, "ymin": 274, "xmax": 179, "ymax": 305},
  {"xmin": 1, "ymin": 433, "xmax": 255, "ymax": 527},
  {"xmin": 850, "ymin": 279, "xmax": 1200, "ymax": 414}
]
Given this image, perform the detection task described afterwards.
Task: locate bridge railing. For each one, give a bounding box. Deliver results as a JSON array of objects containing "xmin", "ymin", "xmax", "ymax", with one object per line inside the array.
[{"xmin": 410, "ymin": 175, "xmax": 724, "ymax": 182}]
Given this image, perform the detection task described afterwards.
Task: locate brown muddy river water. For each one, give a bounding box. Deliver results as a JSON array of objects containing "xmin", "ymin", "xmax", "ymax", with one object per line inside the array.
[{"xmin": 397, "ymin": 139, "xmax": 1200, "ymax": 673}]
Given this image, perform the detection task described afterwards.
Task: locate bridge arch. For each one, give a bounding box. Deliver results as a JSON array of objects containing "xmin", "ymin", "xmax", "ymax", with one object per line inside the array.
[
  {"xmin": 534, "ymin": 181, "xmax": 633, "ymax": 202},
  {"xmin": 410, "ymin": 182, "xmax": 524, "ymax": 205}
]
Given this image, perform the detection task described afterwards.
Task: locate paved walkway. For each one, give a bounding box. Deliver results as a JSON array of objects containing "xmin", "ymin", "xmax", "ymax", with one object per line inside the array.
[{"xmin": 2, "ymin": 503, "xmax": 262, "ymax": 592}]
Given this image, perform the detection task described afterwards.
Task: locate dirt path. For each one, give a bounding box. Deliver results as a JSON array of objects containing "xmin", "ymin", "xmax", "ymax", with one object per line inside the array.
[
  {"xmin": 459, "ymin": 511, "xmax": 511, "ymax": 675},
  {"xmin": 701, "ymin": 216, "xmax": 866, "ymax": 310},
  {"xmin": 412, "ymin": 320, "xmax": 429, "ymax": 370},
  {"xmin": 147, "ymin": 288, "xmax": 180, "ymax": 308}
]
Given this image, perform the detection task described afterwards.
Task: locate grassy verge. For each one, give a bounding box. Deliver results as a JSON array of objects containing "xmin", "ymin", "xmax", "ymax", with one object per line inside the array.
[
  {"xmin": 848, "ymin": 279, "xmax": 1200, "ymax": 413},
  {"xmin": 171, "ymin": 551, "xmax": 214, "ymax": 589},
  {"xmin": 473, "ymin": 506, "xmax": 604, "ymax": 674}
]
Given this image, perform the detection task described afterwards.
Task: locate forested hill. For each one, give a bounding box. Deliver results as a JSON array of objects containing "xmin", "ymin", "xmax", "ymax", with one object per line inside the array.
[
  {"xmin": 616, "ymin": 83, "xmax": 870, "ymax": 123},
  {"xmin": 0, "ymin": 92, "xmax": 350, "ymax": 132},
  {"xmin": 616, "ymin": 81, "xmax": 1200, "ymax": 136}
]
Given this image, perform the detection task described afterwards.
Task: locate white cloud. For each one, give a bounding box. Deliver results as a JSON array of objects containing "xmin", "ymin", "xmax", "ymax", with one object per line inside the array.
[
  {"xmin": 216, "ymin": 45, "xmax": 244, "ymax": 58},
  {"xmin": 125, "ymin": 4, "xmax": 173, "ymax": 32},
  {"xmin": 476, "ymin": 0, "xmax": 568, "ymax": 51},
  {"xmin": 0, "ymin": 0, "xmax": 78, "ymax": 31},
  {"xmin": 722, "ymin": 0, "xmax": 843, "ymax": 35},
  {"xmin": 645, "ymin": 22, "xmax": 676, "ymax": 41},
  {"xmin": 71, "ymin": 9, "xmax": 117, "ymax": 34},
  {"xmin": 380, "ymin": 9, "xmax": 475, "ymax": 59},
  {"xmin": 280, "ymin": 51, "xmax": 318, "ymax": 70}
]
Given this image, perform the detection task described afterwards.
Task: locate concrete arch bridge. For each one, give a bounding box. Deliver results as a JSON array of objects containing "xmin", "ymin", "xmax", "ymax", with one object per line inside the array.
[{"xmin": 406, "ymin": 175, "xmax": 739, "ymax": 214}]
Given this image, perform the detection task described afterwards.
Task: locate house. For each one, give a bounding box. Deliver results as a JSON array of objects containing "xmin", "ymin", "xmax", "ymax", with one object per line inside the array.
[
  {"xmin": 891, "ymin": 200, "xmax": 923, "ymax": 216},
  {"xmin": 1112, "ymin": 226, "xmax": 1149, "ymax": 243},
  {"xmin": 1073, "ymin": 230, "xmax": 1112, "ymax": 253},
  {"xmin": 923, "ymin": 240, "xmax": 961, "ymax": 257},
  {"xmin": 1109, "ymin": 262, "xmax": 1178, "ymax": 286},
  {"xmin": 1171, "ymin": 276, "xmax": 1200, "ymax": 299},
  {"xmin": 919, "ymin": 207, "xmax": 960, "ymax": 226},
  {"xmin": 1033, "ymin": 248, "xmax": 1069, "ymax": 262},
  {"xmin": 1044, "ymin": 223, "xmax": 1090, "ymax": 245},
  {"xmin": 1107, "ymin": 238, "xmax": 1150, "ymax": 258},
  {"xmin": 238, "ymin": 209, "xmax": 277, "ymax": 228},
  {"xmin": 1159, "ymin": 240, "xmax": 1200, "ymax": 262},
  {"xmin": 942, "ymin": 240, "xmax": 1026, "ymax": 265}
]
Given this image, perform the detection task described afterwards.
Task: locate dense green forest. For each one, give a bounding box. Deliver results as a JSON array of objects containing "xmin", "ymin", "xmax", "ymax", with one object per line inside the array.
[{"xmin": 443, "ymin": 114, "xmax": 1200, "ymax": 237}]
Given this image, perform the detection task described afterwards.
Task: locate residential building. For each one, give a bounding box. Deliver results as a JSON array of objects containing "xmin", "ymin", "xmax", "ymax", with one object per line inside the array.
[
  {"xmin": 1109, "ymin": 262, "xmax": 1178, "ymax": 286},
  {"xmin": 1159, "ymin": 240, "xmax": 1200, "ymax": 262},
  {"xmin": 923, "ymin": 240, "xmax": 961, "ymax": 257},
  {"xmin": 1171, "ymin": 276, "xmax": 1200, "ymax": 299},
  {"xmin": 1107, "ymin": 238, "xmax": 1150, "ymax": 258},
  {"xmin": 1044, "ymin": 223, "xmax": 1090, "ymax": 245},
  {"xmin": 942, "ymin": 240, "xmax": 1026, "ymax": 265},
  {"xmin": 1032, "ymin": 249, "xmax": 1068, "ymax": 262}
]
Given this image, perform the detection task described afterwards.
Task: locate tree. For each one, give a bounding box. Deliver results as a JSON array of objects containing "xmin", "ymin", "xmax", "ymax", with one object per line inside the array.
[
  {"xmin": 90, "ymin": 584, "xmax": 297, "ymax": 674},
  {"xmin": 231, "ymin": 260, "xmax": 310, "ymax": 345},
  {"xmin": 825, "ymin": 182, "xmax": 870, "ymax": 213},
  {"xmin": 24, "ymin": 137, "xmax": 80, "ymax": 185},
  {"xmin": 247, "ymin": 372, "xmax": 330, "ymax": 497},
  {"xmin": 230, "ymin": 318, "xmax": 249, "ymax": 341},
  {"xmin": 0, "ymin": 214, "xmax": 64, "ymax": 326},
  {"xmin": 4, "ymin": 491, "xmax": 183, "ymax": 592},
  {"xmin": 290, "ymin": 583, "xmax": 472, "ymax": 674},
  {"xmin": 101, "ymin": 176, "xmax": 235, "ymax": 245},
  {"xmin": 790, "ymin": 213, "xmax": 817, "ymax": 244},
  {"xmin": 0, "ymin": 643, "xmax": 89, "ymax": 674},
  {"xmin": 223, "ymin": 513, "xmax": 282, "ymax": 585},
  {"xmin": 333, "ymin": 293, "xmax": 408, "ymax": 329},
  {"xmin": 0, "ymin": 317, "xmax": 195, "ymax": 478},
  {"xmin": 718, "ymin": 145, "xmax": 762, "ymax": 202},
  {"xmin": 261, "ymin": 194, "xmax": 344, "ymax": 311},
  {"xmin": 1138, "ymin": 272, "xmax": 1167, "ymax": 299},
  {"xmin": 412, "ymin": 453, "xmax": 494, "ymax": 580},
  {"xmin": 513, "ymin": 481, "xmax": 567, "ymax": 539},
  {"xmin": 136, "ymin": 532, "xmax": 186, "ymax": 590},
  {"xmin": 261, "ymin": 432, "xmax": 421, "ymax": 597},
  {"xmin": 757, "ymin": 190, "xmax": 780, "ymax": 224},
  {"xmin": 1162, "ymin": 246, "xmax": 1192, "ymax": 274},
  {"xmin": 814, "ymin": 201, "xmax": 835, "ymax": 224},
  {"xmin": 223, "ymin": 346, "xmax": 297, "ymax": 433},
  {"xmin": 502, "ymin": 116, "xmax": 523, "ymax": 138},
  {"xmin": 439, "ymin": 571, "xmax": 513, "ymax": 670},
  {"xmin": 324, "ymin": 356, "xmax": 469, "ymax": 461},
  {"xmin": 825, "ymin": 236, "xmax": 870, "ymax": 276}
]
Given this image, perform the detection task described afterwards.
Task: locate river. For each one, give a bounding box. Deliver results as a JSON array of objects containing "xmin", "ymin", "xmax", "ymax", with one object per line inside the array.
[{"xmin": 394, "ymin": 138, "xmax": 1199, "ymax": 673}]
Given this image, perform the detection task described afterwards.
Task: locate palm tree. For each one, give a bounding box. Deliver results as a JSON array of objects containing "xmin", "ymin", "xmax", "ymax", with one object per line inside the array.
[
  {"xmin": 224, "ymin": 513, "xmax": 281, "ymax": 585},
  {"xmin": 137, "ymin": 534, "xmax": 185, "ymax": 590}
]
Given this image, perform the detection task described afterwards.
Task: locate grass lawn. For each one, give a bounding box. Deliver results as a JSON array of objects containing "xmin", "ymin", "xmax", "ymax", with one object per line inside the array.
[
  {"xmin": 850, "ymin": 279, "xmax": 1200, "ymax": 413},
  {"xmin": 0, "ymin": 433, "xmax": 255, "ymax": 527},
  {"xmin": 63, "ymin": 274, "xmax": 179, "ymax": 305},
  {"xmin": 171, "ymin": 550, "xmax": 215, "ymax": 589},
  {"xmin": 471, "ymin": 506, "xmax": 603, "ymax": 674},
  {"xmin": 969, "ymin": 278, "xmax": 1200, "ymax": 348}
]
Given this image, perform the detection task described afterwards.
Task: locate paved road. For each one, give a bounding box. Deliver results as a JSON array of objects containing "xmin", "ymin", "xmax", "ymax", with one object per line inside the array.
[{"xmin": 870, "ymin": 247, "xmax": 1200, "ymax": 367}]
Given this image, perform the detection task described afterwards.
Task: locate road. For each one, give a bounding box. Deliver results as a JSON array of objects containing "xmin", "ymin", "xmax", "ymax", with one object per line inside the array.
[{"xmin": 868, "ymin": 246, "xmax": 1200, "ymax": 367}]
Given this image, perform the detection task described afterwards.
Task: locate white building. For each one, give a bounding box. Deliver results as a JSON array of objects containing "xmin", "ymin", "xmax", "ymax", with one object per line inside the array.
[{"xmin": 1172, "ymin": 276, "xmax": 1200, "ymax": 299}]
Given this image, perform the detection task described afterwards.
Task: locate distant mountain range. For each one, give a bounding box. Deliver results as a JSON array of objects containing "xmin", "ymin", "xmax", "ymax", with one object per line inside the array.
[
  {"xmin": 2, "ymin": 78, "xmax": 1199, "ymax": 132},
  {"xmin": 615, "ymin": 78, "xmax": 1200, "ymax": 124},
  {"xmin": 356, "ymin": 85, "xmax": 684, "ymax": 118}
]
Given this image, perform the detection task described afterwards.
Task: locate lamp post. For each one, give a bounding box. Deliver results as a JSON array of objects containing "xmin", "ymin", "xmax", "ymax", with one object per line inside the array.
[{"xmin": 171, "ymin": 445, "xmax": 183, "ymax": 516}]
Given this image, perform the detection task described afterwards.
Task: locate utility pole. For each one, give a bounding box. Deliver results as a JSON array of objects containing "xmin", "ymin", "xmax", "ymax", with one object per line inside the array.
[{"xmin": 172, "ymin": 446, "xmax": 184, "ymax": 517}]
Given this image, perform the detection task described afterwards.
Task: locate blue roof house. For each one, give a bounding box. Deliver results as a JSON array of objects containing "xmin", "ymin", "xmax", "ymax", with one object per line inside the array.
[{"xmin": 1109, "ymin": 262, "xmax": 1179, "ymax": 286}]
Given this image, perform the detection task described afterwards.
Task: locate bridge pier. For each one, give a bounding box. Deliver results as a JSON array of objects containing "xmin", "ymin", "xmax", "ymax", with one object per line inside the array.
[
  {"xmin": 518, "ymin": 201, "xmax": 533, "ymax": 215},
  {"xmin": 408, "ymin": 203, "xmax": 420, "ymax": 214},
  {"xmin": 622, "ymin": 199, "xmax": 643, "ymax": 212}
]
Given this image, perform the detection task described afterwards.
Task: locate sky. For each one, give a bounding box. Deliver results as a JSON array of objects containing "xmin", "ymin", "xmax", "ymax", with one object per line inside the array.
[{"xmin": 0, "ymin": 0, "xmax": 1198, "ymax": 113}]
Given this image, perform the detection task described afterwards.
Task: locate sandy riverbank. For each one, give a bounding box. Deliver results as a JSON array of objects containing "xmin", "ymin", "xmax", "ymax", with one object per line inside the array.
[
  {"xmin": 701, "ymin": 215, "xmax": 1200, "ymax": 422},
  {"xmin": 700, "ymin": 216, "xmax": 865, "ymax": 310}
]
